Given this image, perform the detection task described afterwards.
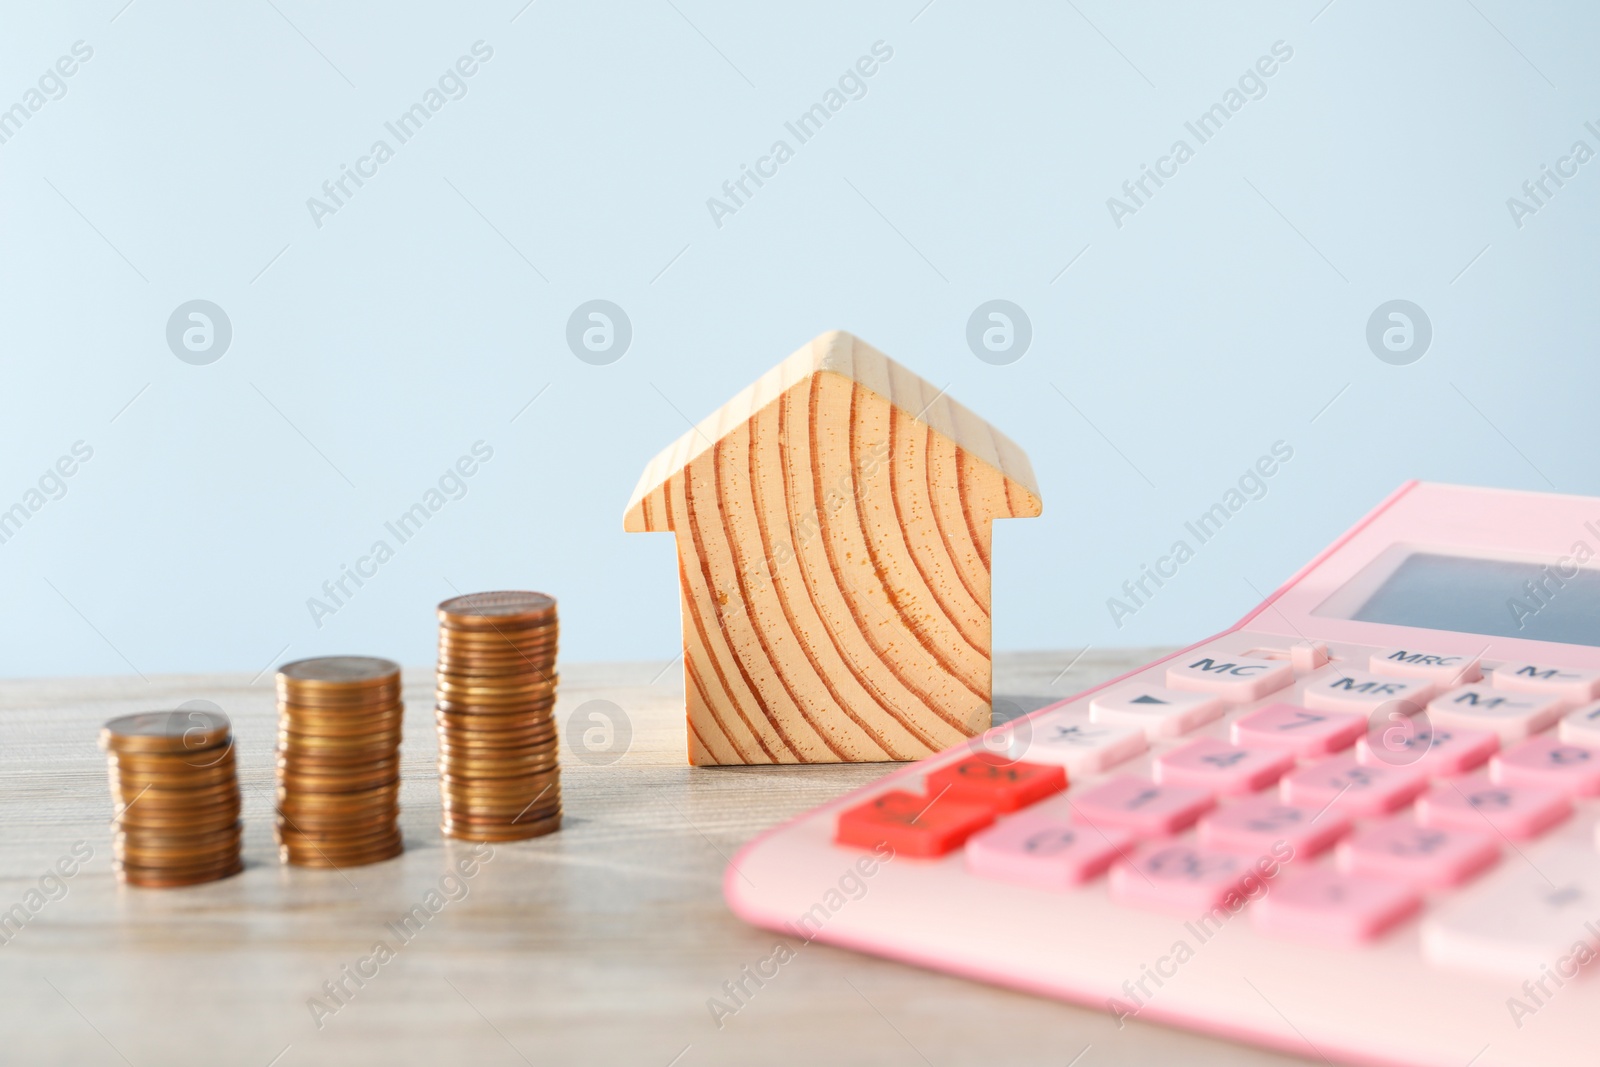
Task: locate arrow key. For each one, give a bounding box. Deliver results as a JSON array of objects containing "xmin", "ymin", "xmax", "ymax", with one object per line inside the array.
[{"xmin": 1090, "ymin": 685, "xmax": 1224, "ymax": 740}]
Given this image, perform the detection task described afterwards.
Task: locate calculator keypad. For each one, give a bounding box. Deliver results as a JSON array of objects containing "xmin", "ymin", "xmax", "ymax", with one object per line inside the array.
[
  {"xmin": 1415, "ymin": 778, "xmax": 1571, "ymax": 840},
  {"xmin": 835, "ymin": 789, "xmax": 993, "ymax": 857},
  {"xmin": 965, "ymin": 812, "xmax": 1132, "ymax": 890},
  {"xmin": 1089, "ymin": 685, "xmax": 1223, "ymax": 740},
  {"xmin": 1489, "ymin": 662, "xmax": 1600, "ymax": 702},
  {"xmin": 1427, "ymin": 685, "xmax": 1564, "ymax": 743},
  {"xmin": 1489, "ymin": 736, "xmax": 1600, "ymax": 797},
  {"xmin": 1109, "ymin": 842, "xmax": 1262, "ymax": 913},
  {"xmin": 1301, "ymin": 668, "xmax": 1433, "ymax": 715},
  {"xmin": 1197, "ymin": 795, "xmax": 1349, "ymax": 858},
  {"xmin": 1015, "ymin": 712, "xmax": 1146, "ymax": 776},
  {"xmin": 1280, "ymin": 756, "xmax": 1429, "ymax": 818},
  {"xmin": 1070, "ymin": 775, "xmax": 1214, "ymax": 837},
  {"xmin": 1230, "ymin": 704, "xmax": 1365, "ymax": 756},
  {"xmin": 1423, "ymin": 848, "xmax": 1600, "ymax": 976},
  {"xmin": 1166, "ymin": 654, "xmax": 1294, "ymax": 702},
  {"xmin": 1337, "ymin": 819, "xmax": 1499, "ymax": 890},
  {"xmin": 1253, "ymin": 868, "xmax": 1420, "ymax": 946},
  {"xmin": 924, "ymin": 755, "xmax": 1066, "ymax": 812},
  {"xmin": 831, "ymin": 636, "xmax": 1600, "ymax": 973},
  {"xmin": 1153, "ymin": 738, "xmax": 1294, "ymax": 794},
  {"xmin": 1370, "ymin": 648, "xmax": 1481, "ymax": 685},
  {"xmin": 1355, "ymin": 722, "xmax": 1498, "ymax": 777}
]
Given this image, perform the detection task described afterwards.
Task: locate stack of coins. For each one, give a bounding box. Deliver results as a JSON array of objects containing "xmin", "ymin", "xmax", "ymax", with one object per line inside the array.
[
  {"xmin": 275, "ymin": 656, "xmax": 404, "ymax": 867},
  {"xmin": 101, "ymin": 709, "xmax": 243, "ymax": 888},
  {"xmin": 435, "ymin": 592, "xmax": 562, "ymax": 841}
]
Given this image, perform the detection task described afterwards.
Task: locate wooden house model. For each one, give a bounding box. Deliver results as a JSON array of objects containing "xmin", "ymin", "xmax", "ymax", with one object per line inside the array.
[{"xmin": 624, "ymin": 331, "xmax": 1042, "ymax": 765}]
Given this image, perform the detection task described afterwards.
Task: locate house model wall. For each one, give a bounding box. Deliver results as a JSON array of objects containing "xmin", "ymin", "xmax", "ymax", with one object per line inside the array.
[{"xmin": 625, "ymin": 331, "xmax": 1042, "ymax": 765}]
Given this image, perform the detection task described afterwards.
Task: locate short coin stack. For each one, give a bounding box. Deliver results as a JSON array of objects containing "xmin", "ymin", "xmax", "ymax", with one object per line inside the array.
[
  {"xmin": 276, "ymin": 656, "xmax": 404, "ymax": 867},
  {"xmin": 101, "ymin": 709, "xmax": 243, "ymax": 888},
  {"xmin": 436, "ymin": 591, "xmax": 562, "ymax": 841}
]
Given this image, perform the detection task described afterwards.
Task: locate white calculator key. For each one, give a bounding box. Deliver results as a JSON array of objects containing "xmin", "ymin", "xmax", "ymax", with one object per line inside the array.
[
  {"xmin": 1427, "ymin": 685, "xmax": 1565, "ymax": 743},
  {"xmin": 1020, "ymin": 711, "xmax": 1147, "ymax": 777},
  {"xmin": 1422, "ymin": 845, "xmax": 1600, "ymax": 978},
  {"xmin": 1290, "ymin": 641, "xmax": 1329, "ymax": 672},
  {"xmin": 1165, "ymin": 653, "xmax": 1293, "ymax": 703},
  {"xmin": 1558, "ymin": 701, "xmax": 1600, "ymax": 748},
  {"xmin": 1370, "ymin": 648, "xmax": 1482, "ymax": 685},
  {"xmin": 1089, "ymin": 685, "xmax": 1223, "ymax": 740},
  {"xmin": 1301, "ymin": 668, "xmax": 1433, "ymax": 715},
  {"xmin": 1491, "ymin": 662, "xmax": 1600, "ymax": 703}
]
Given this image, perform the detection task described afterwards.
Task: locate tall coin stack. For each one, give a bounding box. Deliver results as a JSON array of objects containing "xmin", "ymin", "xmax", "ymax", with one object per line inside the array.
[
  {"xmin": 275, "ymin": 656, "xmax": 405, "ymax": 867},
  {"xmin": 101, "ymin": 709, "xmax": 243, "ymax": 888},
  {"xmin": 435, "ymin": 592, "xmax": 562, "ymax": 841}
]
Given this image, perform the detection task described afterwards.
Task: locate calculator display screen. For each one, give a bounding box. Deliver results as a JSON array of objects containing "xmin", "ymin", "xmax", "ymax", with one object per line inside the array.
[{"xmin": 1349, "ymin": 551, "xmax": 1600, "ymax": 647}]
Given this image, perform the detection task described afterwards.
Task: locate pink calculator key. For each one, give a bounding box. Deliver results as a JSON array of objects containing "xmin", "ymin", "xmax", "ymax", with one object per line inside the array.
[
  {"xmin": 1198, "ymin": 795, "xmax": 1350, "ymax": 858},
  {"xmin": 1490, "ymin": 736, "xmax": 1600, "ymax": 797},
  {"xmin": 1253, "ymin": 868, "xmax": 1421, "ymax": 946},
  {"xmin": 1356, "ymin": 722, "xmax": 1498, "ymax": 777},
  {"xmin": 1416, "ymin": 778, "xmax": 1572, "ymax": 840},
  {"xmin": 1109, "ymin": 842, "xmax": 1258, "ymax": 913},
  {"xmin": 1069, "ymin": 775, "xmax": 1214, "ymax": 837},
  {"xmin": 1280, "ymin": 756, "xmax": 1429, "ymax": 817},
  {"xmin": 1230, "ymin": 704, "xmax": 1365, "ymax": 757},
  {"xmin": 965, "ymin": 812, "xmax": 1133, "ymax": 890},
  {"xmin": 1154, "ymin": 738, "xmax": 1294, "ymax": 794},
  {"xmin": 1338, "ymin": 819, "xmax": 1500, "ymax": 890}
]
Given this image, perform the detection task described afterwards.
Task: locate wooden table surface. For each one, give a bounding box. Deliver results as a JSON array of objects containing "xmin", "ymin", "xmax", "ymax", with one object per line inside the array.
[{"xmin": 0, "ymin": 650, "xmax": 1317, "ymax": 1067}]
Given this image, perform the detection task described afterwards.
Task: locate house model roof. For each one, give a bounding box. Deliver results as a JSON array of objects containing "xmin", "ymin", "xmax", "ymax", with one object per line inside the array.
[{"xmin": 624, "ymin": 330, "xmax": 1040, "ymax": 531}]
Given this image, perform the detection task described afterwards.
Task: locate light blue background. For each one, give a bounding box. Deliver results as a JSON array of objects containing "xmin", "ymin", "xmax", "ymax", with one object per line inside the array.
[{"xmin": 3, "ymin": 0, "xmax": 1596, "ymax": 679}]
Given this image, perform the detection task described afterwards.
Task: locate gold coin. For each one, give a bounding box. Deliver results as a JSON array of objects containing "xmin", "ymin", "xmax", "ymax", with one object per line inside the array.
[
  {"xmin": 280, "ymin": 837, "xmax": 403, "ymax": 868},
  {"xmin": 277, "ymin": 783, "xmax": 399, "ymax": 808},
  {"xmin": 440, "ymin": 812, "xmax": 561, "ymax": 841},
  {"xmin": 100, "ymin": 710, "xmax": 232, "ymax": 755},
  {"xmin": 111, "ymin": 784, "xmax": 242, "ymax": 812},
  {"xmin": 115, "ymin": 812, "xmax": 241, "ymax": 837},
  {"xmin": 439, "ymin": 782, "xmax": 560, "ymax": 804},
  {"xmin": 117, "ymin": 858, "xmax": 245, "ymax": 887},
  {"xmin": 116, "ymin": 817, "xmax": 242, "ymax": 843},
  {"xmin": 276, "ymin": 742, "xmax": 399, "ymax": 766},
  {"xmin": 109, "ymin": 771, "xmax": 239, "ymax": 795},
  {"xmin": 109, "ymin": 742, "xmax": 236, "ymax": 768},
  {"xmin": 437, "ymin": 590, "xmax": 556, "ymax": 624},
  {"xmin": 437, "ymin": 751, "xmax": 559, "ymax": 773},
  {"xmin": 276, "ymin": 716, "xmax": 404, "ymax": 739},
  {"xmin": 438, "ymin": 774, "xmax": 559, "ymax": 793},
  {"xmin": 278, "ymin": 655, "xmax": 400, "ymax": 685}
]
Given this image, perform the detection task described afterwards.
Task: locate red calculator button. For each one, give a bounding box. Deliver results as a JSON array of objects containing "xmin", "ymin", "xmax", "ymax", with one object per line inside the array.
[
  {"xmin": 924, "ymin": 755, "xmax": 1066, "ymax": 812},
  {"xmin": 835, "ymin": 789, "xmax": 994, "ymax": 858}
]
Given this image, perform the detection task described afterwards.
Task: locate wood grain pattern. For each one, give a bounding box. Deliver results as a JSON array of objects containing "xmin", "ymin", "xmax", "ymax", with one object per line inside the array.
[{"xmin": 625, "ymin": 332, "xmax": 1042, "ymax": 765}]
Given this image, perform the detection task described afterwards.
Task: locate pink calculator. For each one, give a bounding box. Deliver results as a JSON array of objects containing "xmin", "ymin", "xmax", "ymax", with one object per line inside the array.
[{"xmin": 726, "ymin": 483, "xmax": 1600, "ymax": 1067}]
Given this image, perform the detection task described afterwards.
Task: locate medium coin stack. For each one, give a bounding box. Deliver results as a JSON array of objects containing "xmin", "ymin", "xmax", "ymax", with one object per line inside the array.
[
  {"xmin": 436, "ymin": 591, "xmax": 562, "ymax": 841},
  {"xmin": 276, "ymin": 656, "xmax": 404, "ymax": 867},
  {"xmin": 101, "ymin": 709, "xmax": 243, "ymax": 888}
]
